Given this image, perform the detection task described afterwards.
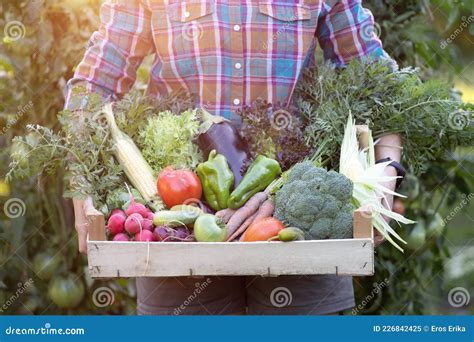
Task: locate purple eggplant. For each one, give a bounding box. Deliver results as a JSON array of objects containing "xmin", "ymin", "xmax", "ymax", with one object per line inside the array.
[{"xmin": 196, "ymin": 110, "xmax": 251, "ymax": 187}]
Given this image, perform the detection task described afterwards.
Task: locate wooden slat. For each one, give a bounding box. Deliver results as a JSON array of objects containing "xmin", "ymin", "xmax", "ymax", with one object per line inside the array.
[
  {"xmin": 353, "ymin": 207, "xmax": 374, "ymax": 240},
  {"xmin": 84, "ymin": 197, "xmax": 106, "ymax": 241},
  {"xmin": 87, "ymin": 239, "xmax": 374, "ymax": 278}
]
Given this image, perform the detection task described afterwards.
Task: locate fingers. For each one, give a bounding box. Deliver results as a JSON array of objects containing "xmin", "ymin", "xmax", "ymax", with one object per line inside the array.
[{"xmin": 373, "ymin": 229, "xmax": 385, "ymax": 247}]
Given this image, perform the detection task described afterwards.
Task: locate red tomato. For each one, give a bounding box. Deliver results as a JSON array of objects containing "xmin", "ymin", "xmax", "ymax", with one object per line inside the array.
[{"xmin": 157, "ymin": 167, "xmax": 202, "ymax": 208}]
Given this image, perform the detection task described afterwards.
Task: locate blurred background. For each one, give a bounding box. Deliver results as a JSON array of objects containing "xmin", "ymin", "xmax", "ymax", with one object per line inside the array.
[{"xmin": 0, "ymin": 0, "xmax": 472, "ymax": 315}]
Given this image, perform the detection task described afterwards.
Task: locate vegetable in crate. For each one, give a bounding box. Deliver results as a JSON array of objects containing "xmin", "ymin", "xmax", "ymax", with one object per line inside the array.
[
  {"xmin": 238, "ymin": 99, "xmax": 313, "ymax": 171},
  {"xmin": 241, "ymin": 217, "xmax": 284, "ymax": 242},
  {"xmin": 157, "ymin": 167, "xmax": 202, "ymax": 208},
  {"xmin": 153, "ymin": 226, "xmax": 193, "ymax": 242},
  {"xmin": 197, "ymin": 150, "xmax": 234, "ymax": 211},
  {"xmin": 103, "ymin": 103, "xmax": 162, "ymax": 207},
  {"xmin": 338, "ymin": 114, "xmax": 414, "ymax": 251},
  {"xmin": 224, "ymin": 192, "xmax": 269, "ymax": 241},
  {"xmin": 113, "ymin": 233, "xmax": 130, "ymax": 241},
  {"xmin": 107, "ymin": 209, "xmax": 126, "ymax": 235},
  {"xmin": 139, "ymin": 109, "xmax": 203, "ymax": 174},
  {"xmin": 7, "ymin": 104, "xmax": 124, "ymax": 209},
  {"xmin": 106, "ymin": 187, "xmax": 146, "ymax": 212},
  {"xmin": 196, "ymin": 109, "xmax": 252, "ymax": 187},
  {"xmin": 277, "ymin": 227, "xmax": 306, "ymax": 242},
  {"xmin": 135, "ymin": 230, "xmax": 156, "ymax": 242},
  {"xmin": 194, "ymin": 214, "xmax": 227, "ymax": 242},
  {"xmin": 274, "ymin": 161, "xmax": 354, "ymax": 240},
  {"xmin": 228, "ymin": 155, "xmax": 281, "ymax": 209},
  {"xmin": 125, "ymin": 213, "xmax": 144, "ymax": 234},
  {"xmin": 153, "ymin": 205, "xmax": 202, "ymax": 227}
]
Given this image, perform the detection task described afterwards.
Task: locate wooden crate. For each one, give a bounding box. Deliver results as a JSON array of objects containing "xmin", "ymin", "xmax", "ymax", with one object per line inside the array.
[{"xmin": 85, "ymin": 201, "xmax": 374, "ymax": 278}]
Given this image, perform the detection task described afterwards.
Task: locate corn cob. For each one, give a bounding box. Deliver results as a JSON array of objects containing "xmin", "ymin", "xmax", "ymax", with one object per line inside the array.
[{"xmin": 102, "ymin": 103, "xmax": 161, "ymax": 205}]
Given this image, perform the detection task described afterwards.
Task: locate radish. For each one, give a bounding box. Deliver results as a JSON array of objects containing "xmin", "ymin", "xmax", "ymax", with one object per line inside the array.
[
  {"xmin": 135, "ymin": 230, "xmax": 155, "ymax": 242},
  {"xmin": 144, "ymin": 211, "xmax": 155, "ymax": 220},
  {"xmin": 142, "ymin": 218, "xmax": 154, "ymax": 231},
  {"xmin": 110, "ymin": 208, "xmax": 127, "ymax": 218},
  {"xmin": 107, "ymin": 212, "xmax": 126, "ymax": 235},
  {"xmin": 125, "ymin": 199, "xmax": 149, "ymax": 217},
  {"xmin": 113, "ymin": 233, "xmax": 130, "ymax": 241},
  {"xmin": 124, "ymin": 183, "xmax": 150, "ymax": 217},
  {"xmin": 125, "ymin": 213, "xmax": 143, "ymax": 234}
]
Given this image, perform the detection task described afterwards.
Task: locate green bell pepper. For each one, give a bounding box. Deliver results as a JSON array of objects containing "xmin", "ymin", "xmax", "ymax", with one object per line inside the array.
[
  {"xmin": 227, "ymin": 155, "xmax": 281, "ymax": 209},
  {"xmin": 196, "ymin": 150, "xmax": 234, "ymax": 211}
]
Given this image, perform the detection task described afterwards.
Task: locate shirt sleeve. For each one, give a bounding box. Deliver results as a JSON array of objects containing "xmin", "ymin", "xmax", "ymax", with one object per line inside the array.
[
  {"xmin": 64, "ymin": 0, "xmax": 153, "ymax": 110},
  {"xmin": 316, "ymin": 0, "xmax": 396, "ymax": 68}
]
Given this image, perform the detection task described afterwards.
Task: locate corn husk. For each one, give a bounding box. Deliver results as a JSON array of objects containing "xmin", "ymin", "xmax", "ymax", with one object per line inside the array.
[{"xmin": 340, "ymin": 113, "xmax": 415, "ymax": 252}]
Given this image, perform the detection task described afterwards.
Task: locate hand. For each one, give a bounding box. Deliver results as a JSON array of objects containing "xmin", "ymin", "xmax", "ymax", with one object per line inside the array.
[
  {"xmin": 374, "ymin": 133, "xmax": 402, "ymax": 248},
  {"xmin": 374, "ymin": 167, "xmax": 397, "ymax": 247},
  {"xmin": 73, "ymin": 197, "xmax": 90, "ymax": 254}
]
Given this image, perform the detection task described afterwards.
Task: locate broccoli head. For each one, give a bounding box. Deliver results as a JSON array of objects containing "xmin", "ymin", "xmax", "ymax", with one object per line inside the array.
[{"xmin": 274, "ymin": 161, "xmax": 354, "ymax": 240}]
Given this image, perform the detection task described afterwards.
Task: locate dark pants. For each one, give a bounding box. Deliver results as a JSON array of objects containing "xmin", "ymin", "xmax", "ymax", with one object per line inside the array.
[{"xmin": 137, "ymin": 275, "xmax": 354, "ymax": 315}]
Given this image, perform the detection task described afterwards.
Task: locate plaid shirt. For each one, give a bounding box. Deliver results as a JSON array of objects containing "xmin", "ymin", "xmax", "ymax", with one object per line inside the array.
[{"xmin": 65, "ymin": 0, "xmax": 392, "ymax": 122}]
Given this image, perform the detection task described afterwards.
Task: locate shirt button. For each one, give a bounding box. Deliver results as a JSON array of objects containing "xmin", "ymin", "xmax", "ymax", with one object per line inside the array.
[
  {"xmin": 234, "ymin": 62, "xmax": 242, "ymax": 70},
  {"xmin": 233, "ymin": 24, "xmax": 241, "ymax": 32},
  {"xmin": 233, "ymin": 98, "xmax": 241, "ymax": 106},
  {"xmin": 184, "ymin": 11, "xmax": 190, "ymax": 18}
]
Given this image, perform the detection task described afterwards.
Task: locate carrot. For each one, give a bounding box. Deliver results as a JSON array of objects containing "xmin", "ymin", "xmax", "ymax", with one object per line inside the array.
[
  {"xmin": 215, "ymin": 208, "xmax": 236, "ymax": 224},
  {"xmin": 226, "ymin": 212, "xmax": 257, "ymax": 242},
  {"xmin": 229, "ymin": 200, "xmax": 275, "ymax": 241},
  {"xmin": 253, "ymin": 199, "xmax": 275, "ymax": 222},
  {"xmin": 226, "ymin": 192, "xmax": 267, "ymax": 238}
]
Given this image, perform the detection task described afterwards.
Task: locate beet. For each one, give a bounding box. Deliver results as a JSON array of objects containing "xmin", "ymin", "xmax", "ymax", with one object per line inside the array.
[
  {"xmin": 196, "ymin": 111, "xmax": 251, "ymax": 187},
  {"xmin": 153, "ymin": 226, "xmax": 174, "ymax": 241},
  {"xmin": 174, "ymin": 227, "xmax": 190, "ymax": 240}
]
